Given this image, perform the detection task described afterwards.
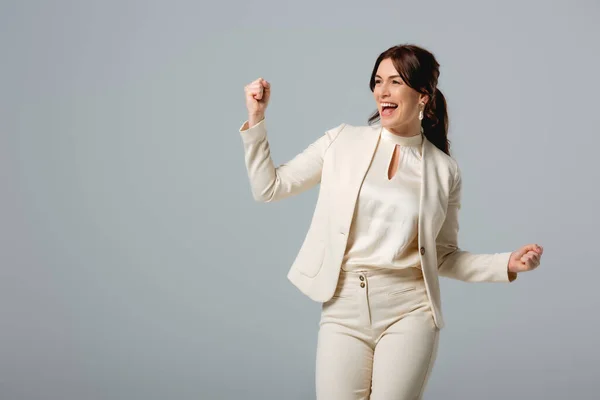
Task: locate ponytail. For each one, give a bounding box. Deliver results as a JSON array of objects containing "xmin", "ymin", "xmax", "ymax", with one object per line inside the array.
[{"xmin": 422, "ymin": 87, "xmax": 450, "ymax": 156}]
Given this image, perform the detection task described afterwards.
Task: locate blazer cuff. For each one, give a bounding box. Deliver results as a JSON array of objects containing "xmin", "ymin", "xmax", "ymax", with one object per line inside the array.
[
  {"xmin": 492, "ymin": 252, "xmax": 517, "ymax": 282},
  {"xmin": 239, "ymin": 118, "xmax": 267, "ymax": 143}
]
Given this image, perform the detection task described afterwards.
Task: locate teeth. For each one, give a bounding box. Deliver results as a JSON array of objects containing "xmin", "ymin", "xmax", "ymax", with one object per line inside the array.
[{"xmin": 381, "ymin": 102, "xmax": 397, "ymax": 108}]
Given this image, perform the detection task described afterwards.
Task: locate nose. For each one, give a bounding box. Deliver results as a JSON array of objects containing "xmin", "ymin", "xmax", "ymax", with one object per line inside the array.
[{"xmin": 378, "ymin": 82, "xmax": 391, "ymax": 98}]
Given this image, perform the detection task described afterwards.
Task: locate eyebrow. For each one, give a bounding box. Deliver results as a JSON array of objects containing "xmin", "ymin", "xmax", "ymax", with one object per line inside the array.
[{"xmin": 375, "ymin": 74, "xmax": 401, "ymax": 79}]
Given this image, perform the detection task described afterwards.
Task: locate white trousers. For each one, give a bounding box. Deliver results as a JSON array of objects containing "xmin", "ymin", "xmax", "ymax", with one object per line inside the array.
[{"xmin": 315, "ymin": 267, "xmax": 440, "ymax": 400}]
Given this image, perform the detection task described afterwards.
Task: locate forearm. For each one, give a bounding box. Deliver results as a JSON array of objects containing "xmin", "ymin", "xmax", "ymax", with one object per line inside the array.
[
  {"xmin": 248, "ymin": 112, "xmax": 265, "ymax": 129},
  {"xmin": 238, "ymin": 118, "xmax": 345, "ymax": 203},
  {"xmin": 437, "ymin": 248, "xmax": 514, "ymax": 283}
]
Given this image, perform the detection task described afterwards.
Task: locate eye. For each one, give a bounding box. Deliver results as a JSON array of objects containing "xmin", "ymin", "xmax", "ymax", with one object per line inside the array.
[
  {"xmin": 393, "ymin": 80, "xmax": 402, "ymax": 84},
  {"xmin": 374, "ymin": 79, "xmax": 381, "ymax": 84}
]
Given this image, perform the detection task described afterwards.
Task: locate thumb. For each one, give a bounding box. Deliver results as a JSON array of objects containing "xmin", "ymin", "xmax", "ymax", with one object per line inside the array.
[{"xmin": 514, "ymin": 244, "xmax": 541, "ymax": 258}]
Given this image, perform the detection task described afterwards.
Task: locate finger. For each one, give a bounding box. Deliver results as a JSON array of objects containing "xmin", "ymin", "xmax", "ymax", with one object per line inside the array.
[
  {"xmin": 255, "ymin": 82, "xmax": 264, "ymax": 94},
  {"xmin": 249, "ymin": 82, "xmax": 263, "ymax": 91},
  {"xmin": 526, "ymin": 259, "xmax": 535, "ymax": 269},
  {"xmin": 527, "ymin": 256, "xmax": 538, "ymax": 268},
  {"xmin": 527, "ymin": 256, "xmax": 539, "ymax": 269},
  {"xmin": 520, "ymin": 251, "xmax": 536, "ymax": 263},
  {"xmin": 516, "ymin": 244, "xmax": 539, "ymax": 258},
  {"xmin": 531, "ymin": 252, "xmax": 541, "ymax": 265},
  {"xmin": 246, "ymin": 83, "xmax": 264, "ymax": 100},
  {"xmin": 247, "ymin": 81, "xmax": 264, "ymax": 91},
  {"xmin": 521, "ymin": 253, "xmax": 534, "ymax": 268},
  {"xmin": 523, "ymin": 244, "xmax": 540, "ymax": 253},
  {"xmin": 245, "ymin": 83, "xmax": 260, "ymax": 94},
  {"xmin": 256, "ymin": 77, "xmax": 268, "ymax": 89},
  {"xmin": 514, "ymin": 248, "xmax": 528, "ymax": 259},
  {"xmin": 515, "ymin": 247, "xmax": 531, "ymax": 259},
  {"xmin": 245, "ymin": 90, "xmax": 261, "ymax": 102}
]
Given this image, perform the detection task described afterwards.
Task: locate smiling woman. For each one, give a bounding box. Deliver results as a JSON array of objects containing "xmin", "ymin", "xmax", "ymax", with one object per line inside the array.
[
  {"xmin": 373, "ymin": 58, "xmax": 426, "ymax": 129},
  {"xmin": 238, "ymin": 43, "xmax": 543, "ymax": 400},
  {"xmin": 368, "ymin": 45, "xmax": 449, "ymax": 156}
]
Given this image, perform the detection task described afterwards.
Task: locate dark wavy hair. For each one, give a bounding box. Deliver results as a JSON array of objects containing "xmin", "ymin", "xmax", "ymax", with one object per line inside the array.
[{"xmin": 368, "ymin": 44, "xmax": 450, "ymax": 155}]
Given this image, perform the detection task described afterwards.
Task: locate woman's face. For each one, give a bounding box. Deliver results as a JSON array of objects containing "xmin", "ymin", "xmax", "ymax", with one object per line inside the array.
[{"xmin": 373, "ymin": 58, "xmax": 426, "ymax": 133}]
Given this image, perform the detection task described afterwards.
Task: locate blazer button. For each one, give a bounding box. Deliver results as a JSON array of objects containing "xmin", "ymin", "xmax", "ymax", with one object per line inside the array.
[{"xmin": 420, "ymin": 246, "xmax": 426, "ymax": 255}]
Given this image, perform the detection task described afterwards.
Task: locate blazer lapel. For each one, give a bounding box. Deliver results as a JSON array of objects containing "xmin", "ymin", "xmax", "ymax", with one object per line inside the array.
[
  {"xmin": 419, "ymin": 138, "xmax": 434, "ymax": 249},
  {"xmin": 419, "ymin": 138, "xmax": 447, "ymax": 253},
  {"xmin": 333, "ymin": 124, "xmax": 382, "ymax": 229},
  {"xmin": 346, "ymin": 125, "xmax": 382, "ymax": 193}
]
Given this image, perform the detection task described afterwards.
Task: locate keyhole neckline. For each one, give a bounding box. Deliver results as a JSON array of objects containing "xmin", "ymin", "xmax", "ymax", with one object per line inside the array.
[{"xmin": 381, "ymin": 126, "xmax": 424, "ymax": 147}]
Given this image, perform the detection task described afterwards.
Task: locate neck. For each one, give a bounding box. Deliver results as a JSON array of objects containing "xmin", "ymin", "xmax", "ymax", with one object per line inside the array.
[
  {"xmin": 384, "ymin": 121, "xmax": 422, "ymax": 137},
  {"xmin": 381, "ymin": 125, "xmax": 423, "ymax": 147}
]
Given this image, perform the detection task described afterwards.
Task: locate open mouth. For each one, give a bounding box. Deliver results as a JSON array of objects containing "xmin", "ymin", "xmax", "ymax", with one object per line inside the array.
[{"xmin": 380, "ymin": 102, "xmax": 398, "ymax": 117}]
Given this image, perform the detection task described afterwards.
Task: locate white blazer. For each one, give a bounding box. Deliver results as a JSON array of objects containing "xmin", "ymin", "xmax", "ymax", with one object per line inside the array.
[{"xmin": 238, "ymin": 118, "xmax": 515, "ymax": 329}]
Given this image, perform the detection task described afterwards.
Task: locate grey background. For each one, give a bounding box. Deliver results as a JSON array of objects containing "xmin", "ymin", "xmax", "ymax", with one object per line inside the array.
[{"xmin": 2, "ymin": 0, "xmax": 599, "ymax": 399}]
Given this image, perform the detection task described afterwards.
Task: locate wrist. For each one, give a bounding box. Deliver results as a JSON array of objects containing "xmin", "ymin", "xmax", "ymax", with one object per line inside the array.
[{"xmin": 248, "ymin": 113, "xmax": 265, "ymax": 127}]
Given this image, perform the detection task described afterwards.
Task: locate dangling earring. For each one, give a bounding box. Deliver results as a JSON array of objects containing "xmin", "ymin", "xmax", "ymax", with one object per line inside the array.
[{"xmin": 418, "ymin": 104, "xmax": 424, "ymax": 121}]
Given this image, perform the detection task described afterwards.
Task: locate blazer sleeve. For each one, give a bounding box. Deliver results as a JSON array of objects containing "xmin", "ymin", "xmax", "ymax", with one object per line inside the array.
[
  {"xmin": 436, "ymin": 162, "xmax": 517, "ymax": 283},
  {"xmin": 238, "ymin": 117, "xmax": 345, "ymax": 202}
]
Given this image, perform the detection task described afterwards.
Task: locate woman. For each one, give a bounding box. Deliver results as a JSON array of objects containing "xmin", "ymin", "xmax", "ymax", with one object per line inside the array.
[{"xmin": 238, "ymin": 44, "xmax": 543, "ymax": 400}]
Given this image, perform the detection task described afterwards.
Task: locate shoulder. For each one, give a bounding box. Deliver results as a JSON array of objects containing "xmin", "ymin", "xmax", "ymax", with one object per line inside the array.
[
  {"xmin": 322, "ymin": 122, "xmax": 378, "ymax": 147},
  {"xmin": 425, "ymin": 138, "xmax": 461, "ymax": 184},
  {"xmin": 325, "ymin": 122, "xmax": 374, "ymax": 143},
  {"xmin": 441, "ymin": 150, "xmax": 460, "ymax": 177},
  {"xmin": 328, "ymin": 122, "xmax": 380, "ymax": 132},
  {"xmin": 328, "ymin": 122, "xmax": 380, "ymax": 138}
]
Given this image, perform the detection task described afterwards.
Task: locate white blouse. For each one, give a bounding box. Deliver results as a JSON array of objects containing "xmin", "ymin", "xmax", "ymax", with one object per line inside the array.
[{"xmin": 341, "ymin": 126, "xmax": 423, "ymax": 272}]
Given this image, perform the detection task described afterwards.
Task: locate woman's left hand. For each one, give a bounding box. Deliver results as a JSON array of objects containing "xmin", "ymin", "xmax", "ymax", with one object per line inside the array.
[{"xmin": 508, "ymin": 244, "xmax": 543, "ymax": 273}]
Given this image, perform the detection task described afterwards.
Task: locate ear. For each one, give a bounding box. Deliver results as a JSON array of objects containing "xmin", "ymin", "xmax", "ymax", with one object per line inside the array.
[{"xmin": 419, "ymin": 93, "xmax": 430, "ymax": 106}]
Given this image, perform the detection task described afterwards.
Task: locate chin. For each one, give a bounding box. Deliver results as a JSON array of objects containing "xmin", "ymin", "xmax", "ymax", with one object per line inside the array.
[{"xmin": 381, "ymin": 120, "xmax": 401, "ymax": 129}]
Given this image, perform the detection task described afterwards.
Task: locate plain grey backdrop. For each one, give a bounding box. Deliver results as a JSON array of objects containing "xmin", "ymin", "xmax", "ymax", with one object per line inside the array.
[{"xmin": 2, "ymin": 0, "xmax": 599, "ymax": 399}]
